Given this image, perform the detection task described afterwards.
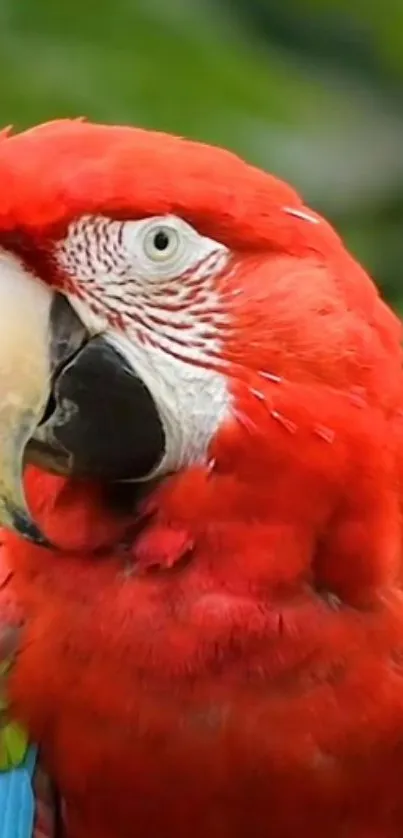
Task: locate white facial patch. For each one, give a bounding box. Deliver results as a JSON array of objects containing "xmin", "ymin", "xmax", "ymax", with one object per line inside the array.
[{"xmin": 56, "ymin": 215, "xmax": 232, "ymax": 476}]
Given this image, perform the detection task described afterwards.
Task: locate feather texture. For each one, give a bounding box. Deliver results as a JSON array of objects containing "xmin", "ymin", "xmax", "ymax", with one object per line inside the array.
[{"xmin": 1, "ymin": 121, "xmax": 403, "ymax": 837}]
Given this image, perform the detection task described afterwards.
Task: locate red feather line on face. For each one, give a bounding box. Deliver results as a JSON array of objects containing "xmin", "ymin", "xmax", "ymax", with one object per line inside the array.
[{"xmin": 54, "ymin": 212, "xmax": 230, "ymax": 352}]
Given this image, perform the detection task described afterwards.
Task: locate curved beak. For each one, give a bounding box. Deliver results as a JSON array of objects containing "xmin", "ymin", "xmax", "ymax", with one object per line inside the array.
[
  {"xmin": 0, "ymin": 260, "xmax": 165, "ymax": 545},
  {"xmin": 0, "ymin": 255, "xmax": 53, "ymax": 543}
]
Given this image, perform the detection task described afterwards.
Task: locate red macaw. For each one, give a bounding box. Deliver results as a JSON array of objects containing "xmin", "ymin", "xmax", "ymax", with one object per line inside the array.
[{"xmin": 0, "ymin": 119, "xmax": 403, "ymax": 838}]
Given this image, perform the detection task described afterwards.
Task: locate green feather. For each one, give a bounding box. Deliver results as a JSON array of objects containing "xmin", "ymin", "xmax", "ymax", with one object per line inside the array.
[
  {"xmin": 0, "ymin": 654, "xmax": 29, "ymax": 771},
  {"xmin": 0, "ymin": 722, "xmax": 29, "ymax": 770},
  {"xmin": 0, "ymin": 658, "xmax": 11, "ymax": 678}
]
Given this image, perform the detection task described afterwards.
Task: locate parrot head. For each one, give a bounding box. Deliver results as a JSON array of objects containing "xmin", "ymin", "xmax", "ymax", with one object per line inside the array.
[
  {"xmin": 1, "ymin": 122, "xmax": 403, "ymax": 838},
  {"xmin": 0, "ymin": 119, "xmax": 400, "ymax": 604}
]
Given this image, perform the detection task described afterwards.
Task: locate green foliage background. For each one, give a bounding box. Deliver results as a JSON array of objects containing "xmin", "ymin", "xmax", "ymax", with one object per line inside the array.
[{"xmin": 0, "ymin": 0, "xmax": 402, "ymax": 308}]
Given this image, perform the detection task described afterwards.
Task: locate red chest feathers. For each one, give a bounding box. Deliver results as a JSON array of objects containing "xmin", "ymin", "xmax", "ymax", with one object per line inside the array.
[{"xmin": 6, "ymin": 527, "xmax": 403, "ymax": 838}]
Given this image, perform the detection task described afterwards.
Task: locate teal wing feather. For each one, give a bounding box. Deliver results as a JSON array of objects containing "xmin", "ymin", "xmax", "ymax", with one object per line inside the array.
[{"xmin": 0, "ymin": 539, "xmax": 38, "ymax": 838}]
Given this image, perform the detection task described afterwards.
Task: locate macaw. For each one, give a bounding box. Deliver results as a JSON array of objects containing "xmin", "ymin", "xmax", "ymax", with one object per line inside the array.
[{"xmin": 0, "ymin": 119, "xmax": 403, "ymax": 838}]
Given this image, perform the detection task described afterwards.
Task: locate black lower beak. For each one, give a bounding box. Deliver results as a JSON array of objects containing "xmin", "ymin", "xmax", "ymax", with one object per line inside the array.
[{"xmin": 28, "ymin": 295, "xmax": 166, "ymax": 483}]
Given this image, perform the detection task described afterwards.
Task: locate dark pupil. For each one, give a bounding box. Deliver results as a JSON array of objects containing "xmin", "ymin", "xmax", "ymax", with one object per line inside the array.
[{"xmin": 153, "ymin": 229, "xmax": 170, "ymax": 251}]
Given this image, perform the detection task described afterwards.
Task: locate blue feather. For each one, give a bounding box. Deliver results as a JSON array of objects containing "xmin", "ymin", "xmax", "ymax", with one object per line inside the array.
[{"xmin": 0, "ymin": 747, "xmax": 37, "ymax": 838}]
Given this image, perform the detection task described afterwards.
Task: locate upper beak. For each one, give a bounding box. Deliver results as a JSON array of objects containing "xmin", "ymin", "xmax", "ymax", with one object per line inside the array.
[
  {"xmin": 0, "ymin": 261, "xmax": 165, "ymax": 546},
  {"xmin": 0, "ymin": 254, "xmax": 53, "ymax": 543}
]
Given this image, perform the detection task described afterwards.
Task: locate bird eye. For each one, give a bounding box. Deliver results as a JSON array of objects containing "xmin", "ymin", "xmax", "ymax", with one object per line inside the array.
[{"xmin": 143, "ymin": 224, "xmax": 181, "ymax": 263}]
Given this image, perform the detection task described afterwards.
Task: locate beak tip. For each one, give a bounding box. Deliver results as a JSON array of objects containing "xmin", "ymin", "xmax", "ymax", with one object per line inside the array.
[{"xmin": 9, "ymin": 506, "xmax": 51, "ymax": 548}]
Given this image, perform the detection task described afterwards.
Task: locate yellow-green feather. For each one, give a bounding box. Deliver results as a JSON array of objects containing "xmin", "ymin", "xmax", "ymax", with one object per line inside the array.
[{"xmin": 0, "ymin": 655, "xmax": 29, "ymax": 771}]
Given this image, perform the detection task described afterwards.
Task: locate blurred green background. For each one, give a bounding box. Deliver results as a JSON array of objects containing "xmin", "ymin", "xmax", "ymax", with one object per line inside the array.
[{"xmin": 1, "ymin": 0, "xmax": 402, "ymax": 308}]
